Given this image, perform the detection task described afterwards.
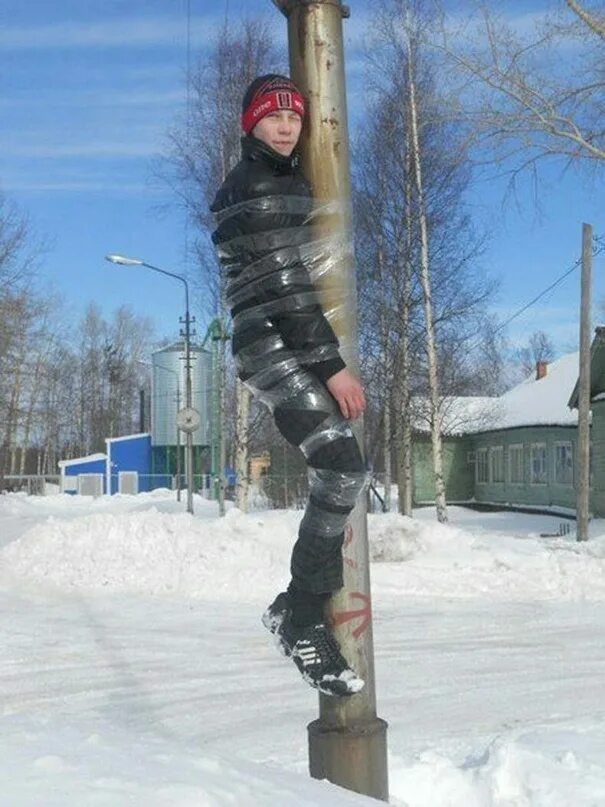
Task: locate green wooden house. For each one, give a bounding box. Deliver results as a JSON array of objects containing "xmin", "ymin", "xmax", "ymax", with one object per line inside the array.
[{"xmin": 412, "ymin": 328, "xmax": 605, "ymax": 515}]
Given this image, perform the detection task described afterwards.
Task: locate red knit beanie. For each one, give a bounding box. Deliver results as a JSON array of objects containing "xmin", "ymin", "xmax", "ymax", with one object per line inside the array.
[{"xmin": 241, "ymin": 74, "xmax": 305, "ymax": 135}]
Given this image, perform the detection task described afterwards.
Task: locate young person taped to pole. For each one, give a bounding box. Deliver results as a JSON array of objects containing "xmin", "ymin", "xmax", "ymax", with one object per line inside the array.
[{"xmin": 211, "ymin": 75, "xmax": 369, "ymax": 697}]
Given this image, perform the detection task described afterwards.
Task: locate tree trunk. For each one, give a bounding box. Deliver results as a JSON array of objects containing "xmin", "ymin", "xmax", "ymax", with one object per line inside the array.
[
  {"xmin": 235, "ymin": 378, "xmax": 250, "ymax": 512},
  {"xmin": 395, "ymin": 81, "xmax": 415, "ymax": 518},
  {"xmin": 18, "ymin": 443, "xmax": 26, "ymax": 477},
  {"xmin": 376, "ymin": 234, "xmax": 392, "ymax": 512},
  {"xmin": 383, "ymin": 400, "xmax": 392, "ymax": 511},
  {"xmin": 20, "ymin": 366, "xmax": 41, "ymax": 476},
  {"xmin": 6, "ymin": 364, "xmax": 22, "ymax": 476},
  {"xmin": 406, "ymin": 26, "xmax": 448, "ymax": 523},
  {"xmin": 394, "ymin": 334, "xmax": 413, "ymax": 516},
  {"xmin": 402, "ymin": 402, "xmax": 413, "ymax": 515},
  {"xmin": 217, "ymin": 324, "xmax": 227, "ymax": 517}
]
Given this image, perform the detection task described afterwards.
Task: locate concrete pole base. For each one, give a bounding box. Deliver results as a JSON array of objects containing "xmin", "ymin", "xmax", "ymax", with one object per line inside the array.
[{"xmin": 308, "ymin": 717, "xmax": 389, "ymax": 802}]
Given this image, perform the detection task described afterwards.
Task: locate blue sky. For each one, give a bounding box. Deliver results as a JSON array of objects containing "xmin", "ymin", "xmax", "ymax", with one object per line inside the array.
[{"xmin": 1, "ymin": 0, "xmax": 603, "ymax": 356}]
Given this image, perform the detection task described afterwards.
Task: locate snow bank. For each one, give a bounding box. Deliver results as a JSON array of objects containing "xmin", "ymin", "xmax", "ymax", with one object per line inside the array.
[
  {"xmin": 7, "ymin": 712, "xmax": 605, "ymax": 806},
  {"xmin": 0, "ymin": 716, "xmax": 376, "ymax": 807},
  {"xmin": 369, "ymin": 511, "xmax": 605, "ymax": 600},
  {"xmin": 0, "ymin": 505, "xmax": 297, "ymax": 600},
  {"xmin": 4, "ymin": 493, "xmax": 605, "ymax": 601},
  {"xmin": 390, "ymin": 727, "xmax": 605, "ymax": 806}
]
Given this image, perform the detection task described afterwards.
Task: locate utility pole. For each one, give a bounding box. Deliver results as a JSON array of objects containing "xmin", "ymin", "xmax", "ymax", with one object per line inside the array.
[
  {"xmin": 106, "ymin": 255, "xmax": 199, "ymax": 514},
  {"xmin": 203, "ymin": 318, "xmax": 230, "ymax": 516},
  {"xmin": 179, "ymin": 290, "xmax": 196, "ymax": 516},
  {"xmin": 577, "ymin": 223, "xmax": 592, "ymax": 541},
  {"xmin": 175, "ymin": 385, "xmax": 182, "ymax": 503},
  {"xmin": 272, "ymin": 1, "xmax": 388, "ymax": 801}
]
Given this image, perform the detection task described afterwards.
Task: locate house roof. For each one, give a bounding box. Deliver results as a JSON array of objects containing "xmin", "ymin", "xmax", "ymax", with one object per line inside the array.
[
  {"xmin": 488, "ymin": 351, "xmax": 579, "ymax": 431},
  {"xmin": 105, "ymin": 433, "xmax": 150, "ymax": 445},
  {"xmin": 413, "ymin": 396, "xmax": 497, "ymax": 436},
  {"xmin": 58, "ymin": 453, "xmax": 107, "ymax": 468},
  {"xmin": 415, "ymin": 351, "xmax": 580, "ymax": 436}
]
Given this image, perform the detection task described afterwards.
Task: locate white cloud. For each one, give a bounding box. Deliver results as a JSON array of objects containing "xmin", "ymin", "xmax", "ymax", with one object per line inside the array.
[
  {"xmin": 0, "ymin": 141, "xmax": 159, "ymax": 158},
  {"xmin": 0, "ymin": 90, "xmax": 184, "ymax": 110},
  {"xmin": 0, "ymin": 15, "xmax": 219, "ymax": 50},
  {"xmin": 2, "ymin": 180, "xmax": 159, "ymax": 194}
]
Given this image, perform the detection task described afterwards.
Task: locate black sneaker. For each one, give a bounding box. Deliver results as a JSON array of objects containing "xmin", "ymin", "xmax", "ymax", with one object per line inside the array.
[
  {"xmin": 280, "ymin": 618, "xmax": 365, "ymax": 697},
  {"xmin": 261, "ymin": 592, "xmax": 292, "ymax": 657}
]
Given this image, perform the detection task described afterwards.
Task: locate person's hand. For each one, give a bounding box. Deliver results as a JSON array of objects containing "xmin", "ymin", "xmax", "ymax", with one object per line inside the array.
[{"xmin": 325, "ymin": 368, "xmax": 366, "ymax": 421}]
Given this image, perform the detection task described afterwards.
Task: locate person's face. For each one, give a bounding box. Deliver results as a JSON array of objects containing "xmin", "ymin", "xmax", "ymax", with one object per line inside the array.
[{"xmin": 252, "ymin": 109, "xmax": 303, "ymax": 157}]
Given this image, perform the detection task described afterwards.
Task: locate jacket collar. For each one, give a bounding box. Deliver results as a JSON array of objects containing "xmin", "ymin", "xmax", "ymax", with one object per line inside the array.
[{"xmin": 241, "ymin": 135, "xmax": 300, "ymax": 173}]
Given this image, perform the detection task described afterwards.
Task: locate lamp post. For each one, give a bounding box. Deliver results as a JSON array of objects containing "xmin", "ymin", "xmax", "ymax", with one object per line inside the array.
[
  {"xmin": 202, "ymin": 318, "xmax": 230, "ymax": 516},
  {"xmin": 137, "ymin": 359, "xmax": 182, "ymax": 503},
  {"xmin": 106, "ymin": 254, "xmax": 197, "ymax": 515}
]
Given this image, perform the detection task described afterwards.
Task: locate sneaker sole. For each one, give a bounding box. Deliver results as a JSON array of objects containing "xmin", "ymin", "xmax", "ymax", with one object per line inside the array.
[{"xmin": 302, "ymin": 671, "xmax": 365, "ymax": 697}]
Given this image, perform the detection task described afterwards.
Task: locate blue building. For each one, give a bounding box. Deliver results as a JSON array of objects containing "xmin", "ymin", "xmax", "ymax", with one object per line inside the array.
[
  {"xmin": 59, "ymin": 453, "xmax": 107, "ymax": 496},
  {"xmin": 105, "ymin": 433, "xmax": 168, "ymax": 494},
  {"xmin": 58, "ymin": 342, "xmax": 215, "ymax": 496}
]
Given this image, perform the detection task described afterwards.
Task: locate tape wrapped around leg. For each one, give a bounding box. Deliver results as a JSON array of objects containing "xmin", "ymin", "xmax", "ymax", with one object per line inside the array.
[{"xmin": 211, "ymin": 157, "xmax": 368, "ymax": 593}]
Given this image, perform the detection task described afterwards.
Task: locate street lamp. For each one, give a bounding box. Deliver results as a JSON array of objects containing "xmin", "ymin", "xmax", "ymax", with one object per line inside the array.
[
  {"xmin": 137, "ymin": 359, "xmax": 182, "ymax": 503},
  {"xmin": 106, "ymin": 253, "xmax": 197, "ymax": 515}
]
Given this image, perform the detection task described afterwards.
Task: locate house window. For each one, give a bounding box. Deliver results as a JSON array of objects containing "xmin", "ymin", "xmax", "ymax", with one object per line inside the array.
[
  {"xmin": 554, "ymin": 442, "xmax": 573, "ymax": 486},
  {"xmin": 509, "ymin": 444, "xmax": 524, "ymax": 483},
  {"xmin": 476, "ymin": 448, "xmax": 488, "ymax": 483},
  {"xmin": 530, "ymin": 443, "xmax": 547, "ymax": 484},
  {"xmin": 489, "ymin": 446, "xmax": 504, "ymax": 483}
]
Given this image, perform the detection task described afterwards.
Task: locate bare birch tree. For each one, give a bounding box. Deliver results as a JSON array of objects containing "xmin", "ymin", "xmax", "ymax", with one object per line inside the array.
[
  {"xmin": 433, "ymin": 1, "xmax": 605, "ymax": 183},
  {"xmin": 163, "ymin": 18, "xmax": 281, "ymax": 513},
  {"xmin": 354, "ymin": 0, "xmax": 498, "ymax": 518},
  {"xmin": 403, "ymin": 13, "xmax": 448, "ymax": 522},
  {"xmin": 0, "ymin": 194, "xmax": 41, "ymax": 481},
  {"xmin": 515, "ymin": 330, "xmax": 556, "ymax": 378}
]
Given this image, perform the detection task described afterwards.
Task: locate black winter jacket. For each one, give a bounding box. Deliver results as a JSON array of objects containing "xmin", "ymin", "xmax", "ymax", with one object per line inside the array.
[{"xmin": 210, "ymin": 136, "xmax": 346, "ymax": 385}]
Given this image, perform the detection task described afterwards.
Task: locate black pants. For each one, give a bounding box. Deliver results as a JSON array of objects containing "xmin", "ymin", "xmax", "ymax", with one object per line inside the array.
[{"xmin": 241, "ymin": 353, "xmax": 367, "ymax": 595}]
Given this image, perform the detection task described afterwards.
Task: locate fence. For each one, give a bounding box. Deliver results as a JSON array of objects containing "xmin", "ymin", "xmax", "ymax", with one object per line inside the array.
[
  {"xmin": 0, "ymin": 475, "xmax": 61, "ymax": 495},
  {"xmin": 0, "ymin": 474, "xmax": 214, "ymax": 498},
  {"xmin": 0, "ymin": 471, "xmax": 393, "ymax": 511},
  {"xmin": 251, "ymin": 472, "xmax": 389, "ymax": 513}
]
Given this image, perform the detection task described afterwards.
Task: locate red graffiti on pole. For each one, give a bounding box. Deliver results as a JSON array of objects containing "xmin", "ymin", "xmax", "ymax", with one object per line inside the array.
[
  {"xmin": 343, "ymin": 523, "xmax": 358, "ymax": 568},
  {"xmin": 332, "ymin": 592, "xmax": 371, "ymax": 639}
]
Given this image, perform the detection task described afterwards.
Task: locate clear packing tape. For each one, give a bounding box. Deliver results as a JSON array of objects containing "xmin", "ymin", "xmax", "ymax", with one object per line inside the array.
[
  {"xmin": 213, "ymin": 193, "xmax": 371, "ymax": 509},
  {"xmin": 213, "ymin": 195, "xmax": 356, "ymax": 409}
]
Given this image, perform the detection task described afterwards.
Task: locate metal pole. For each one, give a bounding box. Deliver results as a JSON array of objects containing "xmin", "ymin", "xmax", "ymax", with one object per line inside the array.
[
  {"xmin": 183, "ymin": 288, "xmax": 194, "ymax": 515},
  {"xmin": 176, "ymin": 386, "xmax": 182, "ymax": 503},
  {"xmin": 577, "ymin": 223, "xmax": 592, "ymax": 541},
  {"xmin": 274, "ymin": 0, "xmax": 388, "ymax": 800},
  {"xmin": 139, "ymin": 388, "xmax": 146, "ymax": 432},
  {"xmin": 137, "ymin": 262, "xmax": 195, "ymax": 514},
  {"xmin": 218, "ymin": 321, "xmax": 226, "ymax": 517},
  {"xmin": 204, "ymin": 319, "xmax": 228, "ymax": 515},
  {"xmin": 207, "ymin": 322, "xmax": 220, "ymax": 503}
]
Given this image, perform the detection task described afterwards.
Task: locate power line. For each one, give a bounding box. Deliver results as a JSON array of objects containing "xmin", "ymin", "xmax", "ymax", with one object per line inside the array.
[{"xmin": 468, "ymin": 233, "xmax": 605, "ymax": 353}]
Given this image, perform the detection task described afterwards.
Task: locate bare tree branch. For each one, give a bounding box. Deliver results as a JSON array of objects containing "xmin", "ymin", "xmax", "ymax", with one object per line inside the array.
[{"xmin": 565, "ymin": 0, "xmax": 605, "ymax": 41}]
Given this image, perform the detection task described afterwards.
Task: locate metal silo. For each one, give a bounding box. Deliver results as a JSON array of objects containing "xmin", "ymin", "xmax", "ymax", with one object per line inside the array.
[{"xmin": 151, "ymin": 341, "xmax": 212, "ymax": 450}]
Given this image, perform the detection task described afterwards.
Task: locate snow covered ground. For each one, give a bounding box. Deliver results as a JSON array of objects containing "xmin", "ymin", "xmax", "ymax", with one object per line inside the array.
[{"xmin": 1, "ymin": 489, "xmax": 605, "ymax": 805}]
